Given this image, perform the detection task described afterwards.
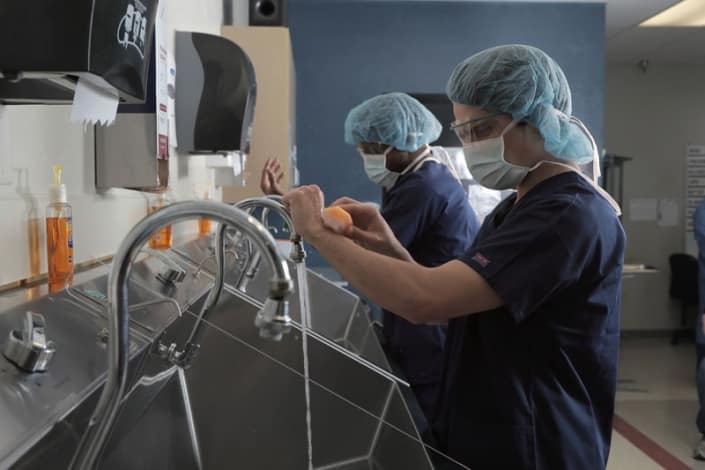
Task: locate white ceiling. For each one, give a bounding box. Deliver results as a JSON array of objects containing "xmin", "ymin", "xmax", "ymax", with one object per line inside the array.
[{"xmin": 606, "ymin": 0, "xmax": 705, "ymax": 64}]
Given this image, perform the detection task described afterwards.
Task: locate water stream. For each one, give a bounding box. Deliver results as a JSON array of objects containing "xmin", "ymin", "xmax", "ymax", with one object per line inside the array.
[{"xmin": 296, "ymin": 261, "xmax": 314, "ymax": 470}]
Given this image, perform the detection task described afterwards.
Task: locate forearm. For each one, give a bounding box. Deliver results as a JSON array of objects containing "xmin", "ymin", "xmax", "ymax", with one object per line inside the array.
[
  {"xmin": 283, "ymin": 185, "xmax": 502, "ymax": 321},
  {"xmin": 307, "ymin": 230, "xmax": 433, "ymax": 323},
  {"xmin": 307, "ymin": 229, "xmax": 504, "ymax": 323},
  {"xmin": 378, "ymin": 239, "xmax": 414, "ymax": 262}
]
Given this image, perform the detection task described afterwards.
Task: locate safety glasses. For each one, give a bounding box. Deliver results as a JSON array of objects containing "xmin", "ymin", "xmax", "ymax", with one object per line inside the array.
[{"xmin": 450, "ymin": 111, "xmax": 508, "ymax": 145}]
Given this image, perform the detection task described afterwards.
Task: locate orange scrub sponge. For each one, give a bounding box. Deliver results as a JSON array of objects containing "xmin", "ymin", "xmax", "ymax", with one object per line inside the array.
[{"xmin": 321, "ymin": 206, "xmax": 353, "ymax": 234}]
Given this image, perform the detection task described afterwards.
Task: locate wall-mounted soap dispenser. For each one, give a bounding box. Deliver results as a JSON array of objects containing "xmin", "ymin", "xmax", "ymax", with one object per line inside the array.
[
  {"xmin": 175, "ymin": 31, "xmax": 257, "ymax": 187},
  {"xmin": 0, "ymin": 0, "xmax": 158, "ymax": 104}
]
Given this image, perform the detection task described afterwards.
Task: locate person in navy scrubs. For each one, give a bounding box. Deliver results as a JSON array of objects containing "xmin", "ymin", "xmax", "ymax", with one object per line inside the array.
[
  {"xmin": 693, "ymin": 200, "xmax": 705, "ymax": 460},
  {"xmin": 283, "ymin": 44, "xmax": 625, "ymax": 469},
  {"xmin": 342, "ymin": 92, "xmax": 479, "ymax": 432},
  {"xmin": 259, "ymin": 93, "xmax": 479, "ymax": 434}
]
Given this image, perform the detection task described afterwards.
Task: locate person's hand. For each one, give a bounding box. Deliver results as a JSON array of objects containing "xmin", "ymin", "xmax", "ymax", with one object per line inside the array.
[
  {"xmin": 336, "ymin": 202, "xmax": 412, "ymax": 261},
  {"xmin": 282, "ymin": 186, "xmax": 326, "ymax": 239},
  {"xmin": 331, "ymin": 196, "xmax": 361, "ymax": 206},
  {"xmin": 260, "ymin": 158, "xmax": 285, "ymax": 196}
]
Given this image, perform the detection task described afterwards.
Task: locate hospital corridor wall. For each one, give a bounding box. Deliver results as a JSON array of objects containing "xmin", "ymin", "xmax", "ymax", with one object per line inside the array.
[
  {"xmin": 288, "ymin": 0, "xmax": 606, "ymax": 267},
  {"xmin": 605, "ymin": 63, "xmax": 705, "ymax": 331}
]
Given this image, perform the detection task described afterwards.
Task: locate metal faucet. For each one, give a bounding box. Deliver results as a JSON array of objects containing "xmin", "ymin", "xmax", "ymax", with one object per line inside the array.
[
  {"xmin": 69, "ymin": 201, "xmax": 293, "ymax": 470},
  {"xmin": 223, "ymin": 197, "xmax": 305, "ymax": 293},
  {"xmin": 235, "ymin": 196, "xmax": 306, "ymax": 263},
  {"xmin": 3, "ymin": 311, "xmax": 55, "ymax": 373},
  {"xmin": 170, "ymin": 196, "xmax": 303, "ymax": 367}
]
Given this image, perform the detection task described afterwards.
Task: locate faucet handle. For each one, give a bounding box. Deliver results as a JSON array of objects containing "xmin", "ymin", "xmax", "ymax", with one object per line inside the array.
[
  {"xmin": 145, "ymin": 247, "xmax": 187, "ymax": 285},
  {"xmin": 289, "ymin": 236, "xmax": 306, "ymax": 263},
  {"xmin": 157, "ymin": 266, "xmax": 187, "ymax": 285},
  {"xmin": 3, "ymin": 311, "xmax": 56, "ymax": 373}
]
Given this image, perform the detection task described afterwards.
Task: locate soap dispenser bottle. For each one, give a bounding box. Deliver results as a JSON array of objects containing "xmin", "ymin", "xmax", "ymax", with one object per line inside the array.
[
  {"xmin": 148, "ymin": 192, "xmax": 173, "ymax": 250},
  {"xmin": 198, "ymin": 189, "xmax": 213, "ymax": 238},
  {"xmin": 46, "ymin": 165, "xmax": 73, "ymax": 292}
]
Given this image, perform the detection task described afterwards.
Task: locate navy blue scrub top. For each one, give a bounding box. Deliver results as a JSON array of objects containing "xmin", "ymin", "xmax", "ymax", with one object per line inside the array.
[
  {"xmin": 433, "ymin": 172, "xmax": 625, "ymax": 470},
  {"xmin": 381, "ymin": 160, "xmax": 479, "ymax": 384},
  {"xmin": 693, "ymin": 200, "xmax": 705, "ymax": 345}
]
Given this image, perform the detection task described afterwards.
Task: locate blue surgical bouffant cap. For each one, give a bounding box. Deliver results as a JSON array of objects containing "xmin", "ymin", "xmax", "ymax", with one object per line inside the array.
[
  {"xmin": 344, "ymin": 92, "xmax": 442, "ymax": 152},
  {"xmin": 446, "ymin": 44, "xmax": 594, "ymax": 163}
]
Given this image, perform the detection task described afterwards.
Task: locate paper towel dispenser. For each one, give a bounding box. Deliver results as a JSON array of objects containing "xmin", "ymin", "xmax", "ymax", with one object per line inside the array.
[
  {"xmin": 176, "ymin": 31, "xmax": 256, "ymax": 154},
  {"xmin": 94, "ymin": 44, "xmax": 169, "ymax": 191},
  {"xmin": 0, "ymin": 0, "xmax": 158, "ymax": 104}
]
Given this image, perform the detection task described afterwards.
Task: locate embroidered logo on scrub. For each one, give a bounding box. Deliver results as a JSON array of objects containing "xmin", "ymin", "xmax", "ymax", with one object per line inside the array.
[{"xmin": 472, "ymin": 252, "xmax": 491, "ymax": 268}]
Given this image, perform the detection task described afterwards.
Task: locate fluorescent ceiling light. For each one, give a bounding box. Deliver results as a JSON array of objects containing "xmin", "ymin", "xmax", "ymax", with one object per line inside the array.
[{"xmin": 641, "ymin": 0, "xmax": 705, "ymax": 27}]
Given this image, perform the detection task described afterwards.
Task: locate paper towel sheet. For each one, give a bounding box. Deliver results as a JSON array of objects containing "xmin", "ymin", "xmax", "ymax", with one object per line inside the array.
[{"xmin": 70, "ymin": 78, "xmax": 119, "ymax": 127}]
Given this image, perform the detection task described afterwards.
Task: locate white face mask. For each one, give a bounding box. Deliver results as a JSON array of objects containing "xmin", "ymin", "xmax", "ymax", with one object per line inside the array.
[
  {"xmin": 360, "ymin": 146, "xmax": 431, "ymax": 190},
  {"xmin": 462, "ymin": 121, "xmax": 539, "ymax": 190},
  {"xmin": 463, "ymin": 117, "xmax": 621, "ymax": 215},
  {"xmin": 360, "ymin": 146, "xmax": 398, "ymax": 189}
]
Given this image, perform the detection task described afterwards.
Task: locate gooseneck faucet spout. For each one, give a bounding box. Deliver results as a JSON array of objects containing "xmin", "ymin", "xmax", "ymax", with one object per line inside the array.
[
  {"xmin": 234, "ymin": 196, "xmax": 306, "ymax": 263},
  {"xmin": 174, "ymin": 197, "xmax": 301, "ymax": 366},
  {"xmin": 69, "ymin": 201, "xmax": 293, "ymax": 470}
]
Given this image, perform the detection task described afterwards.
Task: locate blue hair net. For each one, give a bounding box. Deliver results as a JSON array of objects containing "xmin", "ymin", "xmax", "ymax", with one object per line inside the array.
[
  {"xmin": 344, "ymin": 93, "xmax": 442, "ymax": 152},
  {"xmin": 446, "ymin": 44, "xmax": 594, "ymax": 164}
]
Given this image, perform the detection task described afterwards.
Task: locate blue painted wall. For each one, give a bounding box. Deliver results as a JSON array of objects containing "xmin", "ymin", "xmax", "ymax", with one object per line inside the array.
[{"xmin": 289, "ymin": 0, "xmax": 605, "ymax": 266}]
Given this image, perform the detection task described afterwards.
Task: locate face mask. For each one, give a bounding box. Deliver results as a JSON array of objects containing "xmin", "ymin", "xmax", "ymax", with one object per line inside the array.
[
  {"xmin": 360, "ymin": 146, "xmax": 431, "ymax": 189},
  {"xmin": 464, "ymin": 115, "xmax": 622, "ymax": 215},
  {"xmin": 360, "ymin": 146, "xmax": 398, "ymax": 189},
  {"xmin": 462, "ymin": 121, "xmax": 539, "ymax": 190}
]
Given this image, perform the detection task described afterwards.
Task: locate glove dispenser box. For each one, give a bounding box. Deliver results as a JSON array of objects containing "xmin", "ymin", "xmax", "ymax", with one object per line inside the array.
[{"xmin": 0, "ymin": 0, "xmax": 158, "ymax": 104}]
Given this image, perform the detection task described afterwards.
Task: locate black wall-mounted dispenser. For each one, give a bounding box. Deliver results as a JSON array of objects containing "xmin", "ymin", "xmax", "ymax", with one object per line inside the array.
[
  {"xmin": 175, "ymin": 31, "xmax": 257, "ymax": 154},
  {"xmin": 0, "ymin": 0, "xmax": 158, "ymax": 104}
]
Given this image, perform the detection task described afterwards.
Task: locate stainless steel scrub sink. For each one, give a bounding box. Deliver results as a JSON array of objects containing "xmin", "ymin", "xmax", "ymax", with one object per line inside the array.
[
  {"xmin": 0, "ymin": 287, "xmax": 154, "ymax": 469},
  {"xmin": 0, "ymin": 206, "xmax": 467, "ymax": 469},
  {"xmin": 166, "ymin": 287, "xmax": 452, "ymax": 470},
  {"xmin": 0, "ymin": 246, "xmax": 204, "ymax": 469},
  {"xmin": 173, "ymin": 234, "xmax": 395, "ymax": 380}
]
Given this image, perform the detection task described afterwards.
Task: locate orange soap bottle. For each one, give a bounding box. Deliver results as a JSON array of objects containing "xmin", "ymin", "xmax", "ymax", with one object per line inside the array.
[
  {"xmin": 149, "ymin": 192, "xmax": 173, "ymax": 250},
  {"xmin": 46, "ymin": 165, "xmax": 74, "ymax": 292},
  {"xmin": 198, "ymin": 190, "xmax": 212, "ymax": 237}
]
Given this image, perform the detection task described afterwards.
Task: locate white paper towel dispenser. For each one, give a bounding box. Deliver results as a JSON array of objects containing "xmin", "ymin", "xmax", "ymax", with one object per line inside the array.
[{"xmin": 0, "ymin": 0, "xmax": 158, "ymax": 104}]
